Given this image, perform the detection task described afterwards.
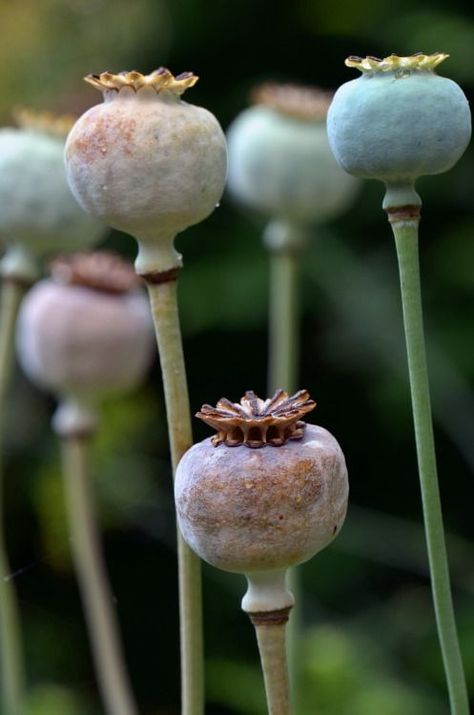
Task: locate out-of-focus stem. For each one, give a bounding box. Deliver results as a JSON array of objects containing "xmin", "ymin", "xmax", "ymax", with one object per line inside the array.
[
  {"xmin": 268, "ymin": 249, "xmax": 300, "ymax": 395},
  {"xmin": 0, "ymin": 278, "xmax": 27, "ymax": 715},
  {"xmin": 145, "ymin": 277, "xmax": 203, "ymax": 715},
  {"xmin": 387, "ymin": 197, "xmax": 469, "ymax": 715},
  {"xmin": 265, "ymin": 220, "xmax": 305, "ymax": 711},
  {"xmin": 60, "ymin": 432, "xmax": 138, "ymax": 715},
  {"xmin": 265, "ymin": 220, "xmax": 305, "ymax": 396}
]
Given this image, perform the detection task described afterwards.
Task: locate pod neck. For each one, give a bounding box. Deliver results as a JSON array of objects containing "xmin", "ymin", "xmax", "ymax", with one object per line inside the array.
[
  {"xmin": 52, "ymin": 395, "xmax": 99, "ymax": 439},
  {"xmin": 0, "ymin": 245, "xmax": 39, "ymax": 286},
  {"xmin": 383, "ymin": 182, "xmax": 422, "ymax": 212},
  {"xmin": 134, "ymin": 233, "xmax": 182, "ymax": 280},
  {"xmin": 242, "ymin": 569, "xmax": 294, "ymax": 615}
]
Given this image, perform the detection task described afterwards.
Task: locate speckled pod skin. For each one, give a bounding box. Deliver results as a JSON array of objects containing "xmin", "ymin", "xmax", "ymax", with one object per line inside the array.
[
  {"xmin": 0, "ymin": 128, "xmax": 102, "ymax": 257},
  {"xmin": 64, "ymin": 73, "xmax": 227, "ymax": 272},
  {"xmin": 327, "ymin": 55, "xmax": 471, "ymax": 184},
  {"xmin": 227, "ymin": 105, "xmax": 358, "ymax": 225},
  {"xmin": 175, "ymin": 424, "xmax": 348, "ymax": 575},
  {"xmin": 17, "ymin": 280, "xmax": 154, "ymax": 401}
]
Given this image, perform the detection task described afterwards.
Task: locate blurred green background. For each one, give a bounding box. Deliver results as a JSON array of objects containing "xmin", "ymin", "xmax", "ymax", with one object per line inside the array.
[{"xmin": 1, "ymin": 0, "xmax": 473, "ymax": 712}]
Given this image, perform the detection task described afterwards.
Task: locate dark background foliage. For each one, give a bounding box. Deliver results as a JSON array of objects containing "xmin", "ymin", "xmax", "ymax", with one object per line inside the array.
[{"xmin": 1, "ymin": 0, "xmax": 473, "ymax": 712}]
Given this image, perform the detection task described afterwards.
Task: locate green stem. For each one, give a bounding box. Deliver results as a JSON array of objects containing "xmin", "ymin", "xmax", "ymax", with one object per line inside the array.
[
  {"xmin": 252, "ymin": 619, "xmax": 291, "ymax": 715},
  {"xmin": 268, "ymin": 248, "xmax": 300, "ymax": 395},
  {"xmin": 60, "ymin": 433, "xmax": 138, "ymax": 715},
  {"xmin": 0, "ymin": 278, "xmax": 26, "ymax": 715},
  {"xmin": 266, "ymin": 221, "xmax": 304, "ymax": 712},
  {"xmin": 266, "ymin": 219, "xmax": 304, "ymax": 396},
  {"xmin": 389, "ymin": 210, "xmax": 469, "ymax": 715},
  {"xmin": 146, "ymin": 278, "xmax": 203, "ymax": 715}
]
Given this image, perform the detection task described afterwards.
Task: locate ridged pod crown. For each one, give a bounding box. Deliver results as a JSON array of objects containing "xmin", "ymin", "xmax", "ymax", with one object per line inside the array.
[{"xmin": 197, "ymin": 388, "xmax": 316, "ymax": 448}]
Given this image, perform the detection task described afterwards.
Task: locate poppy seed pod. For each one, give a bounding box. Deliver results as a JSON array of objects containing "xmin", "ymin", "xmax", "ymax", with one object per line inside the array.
[
  {"xmin": 64, "ymin": 69, "xmax": 227, "ymax": 276},
  {"xmin": 175, "ymin": 390, "xmax": 348, "ymax": 613},
  {"xmin": 227, "ymin": 83, "xmax": 358, "ymax": 228},
  {"xmin": 0, "ymin": 110, "xmax": 103, "ymax": 280},
  {"xmin": 327, "ymin": 53, "xmax": 471, "ymax": 208},
  {"xmin": 16, "ymin": 252, "xmax": 154, "ymax": 426}
]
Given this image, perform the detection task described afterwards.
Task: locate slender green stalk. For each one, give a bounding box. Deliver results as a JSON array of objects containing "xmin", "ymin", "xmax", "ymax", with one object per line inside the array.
[
  {"xmin": 268, "ymin": 248, "xmax": 300, "ymax": 395},
  {"xmin": 266, "ymin": 224, "xmax": 304, "ymax": 711},
  {"xmin": 61, "ymin": 434, "xmax": 138, "ymax": 715},
  {"xmin": 389, "ymin": 211, "xmax": 469, "ymax": 715},
  {"xmin": 0, "ymin": 278, "xmax": 26, "ymax": 715},
  {"xmin": 252, "ymin": 618, "xmax": 291, "ymax": 715},
  {"xmin": 146, "ymin": 278, "xmax": 203, "ymax": 715}
]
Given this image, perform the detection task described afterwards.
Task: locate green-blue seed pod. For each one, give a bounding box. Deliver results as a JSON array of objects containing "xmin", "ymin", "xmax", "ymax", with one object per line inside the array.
[
  {"xmin": 227, "ymin": 84, "xmax": 359, "ymax": 226},
  {"xmin": 0, "ymin": 110, "xmax": 103, "ymax": 263},
  {"xmin": 327, "ymin": 54, "xmax": 471, "ymax": 199}
]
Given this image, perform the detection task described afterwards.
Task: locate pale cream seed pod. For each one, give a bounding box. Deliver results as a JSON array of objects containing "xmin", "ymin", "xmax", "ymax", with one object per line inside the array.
[
  {"xmin": 175, "ymin": 389, "xmax": 349, "ymax": 615},
  {"xmin": 227, "ymin": 83, "xmax": 359, "ymax": 238},
  {"xmin": 16, "ymin": 252, "xmax": 154, "ymax": 435},
  {"xmin": 64, "ymin": 69, "xmax": 228, "ymax": 278}
]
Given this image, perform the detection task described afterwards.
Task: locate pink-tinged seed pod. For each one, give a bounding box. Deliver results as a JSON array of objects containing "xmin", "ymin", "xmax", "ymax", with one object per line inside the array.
[
  {"xmin": 175, "ymin": 390, "xmax": 348, "ymax": 613},
  {"xmin": 16, "ymin": 252, "xmax": 154, "ymax": 407},
  {"xmin": 64, "ymin": 69, "xmax": 227, "ymax": 275}
]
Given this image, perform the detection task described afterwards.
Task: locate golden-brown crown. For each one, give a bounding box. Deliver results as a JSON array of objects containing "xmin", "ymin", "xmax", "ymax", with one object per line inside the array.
[
  {"xmin": 251, "ymin": 82, "xmax": 332, "ymax": 121},
  {"xmin": 345, "ymin": 52, "xmax": 449, "ymax": 74},
  {"xmin": 196, "ymin": 389, "xmax": 316, "ymax": 448},
  {"xmin": 13, "ymin": 108, "xmax": 75, "ymax": 137},
  {"xmin": 50, "ymin": 252, "xmax": 141, "ymax": 295},
  {"xmin": 85, "ymin": 67, "xmax": 199, "ymax": 95}
]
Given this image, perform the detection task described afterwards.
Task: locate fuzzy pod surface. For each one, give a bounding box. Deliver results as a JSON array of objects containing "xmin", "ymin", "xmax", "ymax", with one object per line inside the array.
[
  {"xmin": 175, "ymin": 391, "xmax": 348, "ymax": 575},
  {"xmin": 0, "ymin": 112, "xmax": 103, "ymax": 257},
  {"xmin": 64, "ymin": 70, "xmax": 227, "ymax": 249},
  {"xmin": 227, "ymin": 84, "xmax": 358, "ymax": 225},
  {"xmin": 327, "ymin": 54, "xmax": 471, "ymax": 183},
  {"xmin": 16, "ymin": 252, "xmax": 154, "ymax": 402}
]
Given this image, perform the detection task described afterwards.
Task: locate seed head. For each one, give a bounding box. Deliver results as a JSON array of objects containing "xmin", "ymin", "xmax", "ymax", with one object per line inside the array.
[
  {"xmin": 175, "ymin": 390, "xmax": 348, "ymax": 575},
  {"xmin": 227, "ymin": 81, "xmax": 358, "ymax": 227},
  {"xmin": 64, "ymin": 68, "xmax": 227, "ymax": 275},
  {"xmin": 17, "ymin": 251, "xmax": 154, "ymax": 402},
  {"xmin": 327, "ymin": 52, "xmax": 471, "ymax": 186}
]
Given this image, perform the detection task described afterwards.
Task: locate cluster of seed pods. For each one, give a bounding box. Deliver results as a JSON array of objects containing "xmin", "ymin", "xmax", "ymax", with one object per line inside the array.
[{"xmin": 1, "ymin": 50, "xmax": 471, "ymax": 715}]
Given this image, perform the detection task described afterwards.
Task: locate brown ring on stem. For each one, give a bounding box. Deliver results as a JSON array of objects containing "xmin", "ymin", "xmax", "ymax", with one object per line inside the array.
[
  {"xmin": 139, "ymin": 267, "xmax": 181, "ymax": 285},
  {"xmin": 249, "ymin": 607, "xmax": 293, "ymax": 627},
  {"xmin": 386, "ymin": 205, "xmax": 422, "ymax": 223}
]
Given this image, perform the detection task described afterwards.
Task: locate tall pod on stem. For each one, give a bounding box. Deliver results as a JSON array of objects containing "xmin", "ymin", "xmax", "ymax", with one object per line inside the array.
[
  {"xmin": 64, "ymin": 69, "xmax": 227, "ymax": 715},
  {"xmin": 227, "ymin": 83, "xmax": 358, "ymax": 393},
  {"xmin": 226, "ymin": 83, "xmax": 358, "ymax": 700},
  {"xmin": 175, "ymin": 390, "xmax": 349, "ymax": 715},
  {"xmin": 16, "ymin": 251, "xmax": 154, "ymax": 715},
  {"xmin": 0, "ymin": 109, "xmax": 103, "ymax": 715},
  {"xmin": 327, "ymin": 53, "xmax": 471, "ymax": 714}
]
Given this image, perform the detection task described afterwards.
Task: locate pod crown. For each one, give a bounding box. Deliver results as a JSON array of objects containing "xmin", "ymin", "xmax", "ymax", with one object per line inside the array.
[
  {"xmin": 50, "ymin": 252, "xmax": 141, "ymax": 295},
  {"xmin": 13, "ymin": 108, "xmax": 75, "ymax": 137},
  {"xmin": 85, "ymin": 68, "xmax": 198, "ymax": 95},
  {"xmin": 196, "ymin": 389, "xmax": 316, "ymax": 448},
  {"xmin": 345, "ymin": 53, "xmax": 449, "ymax": 74},
  {"xmin": 251, "ymin": 82, "xmax": 332, "ymax": 121}
]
